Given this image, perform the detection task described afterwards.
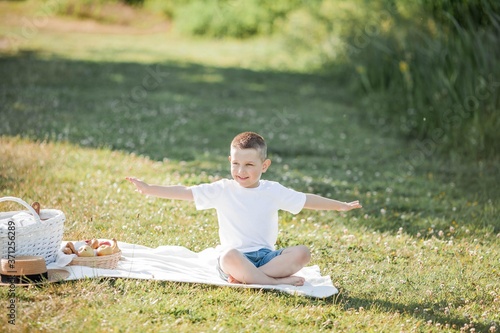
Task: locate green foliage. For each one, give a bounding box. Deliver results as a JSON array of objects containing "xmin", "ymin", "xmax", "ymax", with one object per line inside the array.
[
  {"xmin": 56, "ymin": 0, "xmax": 145, "ymax": 23},
  {"xmin": 142, "ymin": 0, "xmax": 190, "ymax": 19},
  {"xmin": 122, "ymin": 0, "xmax": 144, "ymax": 6},
  {"xmin": 366, "ymin": 0, "xmax": 500, "ymax": 160},
  {"xmin": 54, "ymin": 0, "xmax": 303, "ymax": 38},
  {"xmin": 287, "ymin": 0, "xmax": 500, "ymax": 160},
  {"xmin": 420, "ymin": 0, "xmax": 500, "ymax": 29},
  {"xmin": 172, "ymin": 0, "xmax": 302, "ymax": 38}
]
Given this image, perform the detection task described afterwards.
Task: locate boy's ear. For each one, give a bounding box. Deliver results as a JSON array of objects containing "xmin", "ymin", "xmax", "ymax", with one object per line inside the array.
[
  {"xmin": 228, "ymin": 155, "xmax": 231, "ymax": 162},
  {"xmin": 262, "ymin": 159, "xmax": 271, "ymax": 172}
]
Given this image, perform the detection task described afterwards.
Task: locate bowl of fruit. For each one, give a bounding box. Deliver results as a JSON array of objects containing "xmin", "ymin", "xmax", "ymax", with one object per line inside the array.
[{"xmin": 64, "ymin": 238, "xmax": 122, "ymax": 269}]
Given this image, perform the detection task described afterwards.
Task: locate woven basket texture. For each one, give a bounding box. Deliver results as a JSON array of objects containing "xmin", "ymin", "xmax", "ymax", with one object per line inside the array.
[
  {"xmin": 1, "ymin": 197, "xmax": 65, "ymax": 264},
  {"xmin": 69, "ymin": 251, "xmax": 122, "ymax": 269}
]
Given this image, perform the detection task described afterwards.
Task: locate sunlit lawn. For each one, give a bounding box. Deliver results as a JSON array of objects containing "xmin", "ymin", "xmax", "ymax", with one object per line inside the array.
[{"xmin": 0, "ymin": 2, "xmax": 499, "ymax": 332}]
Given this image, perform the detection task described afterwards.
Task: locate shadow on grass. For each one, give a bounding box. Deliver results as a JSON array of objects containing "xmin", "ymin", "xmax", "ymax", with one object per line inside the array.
[
  {"xmin": 0, "ymin": 50, "xmax": 353, "ymax": 161},
  {"xmin": 1, "ymin": 50, "xmax": 498, "ymax": 236},
  {"xmin": 338, "ymin": 294, "xmax": 495, "ymax": 331}
]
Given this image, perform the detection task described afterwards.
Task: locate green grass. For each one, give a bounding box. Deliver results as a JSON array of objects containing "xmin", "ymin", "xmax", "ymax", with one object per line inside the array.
[{"xmin": 0, "ymin": 2, "xmax": 499, "ymax": 332}]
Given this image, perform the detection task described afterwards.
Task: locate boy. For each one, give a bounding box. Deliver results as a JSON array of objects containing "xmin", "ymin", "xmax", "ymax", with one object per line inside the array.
[{"xmin": 127, "ymin": 132, "xmax": 361, "ymax": 286}]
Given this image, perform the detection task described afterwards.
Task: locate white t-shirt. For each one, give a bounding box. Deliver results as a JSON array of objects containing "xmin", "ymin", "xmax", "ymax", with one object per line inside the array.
[{"xmin": 190, "ymin": 179, "xmax": 306, "ymax": 252}]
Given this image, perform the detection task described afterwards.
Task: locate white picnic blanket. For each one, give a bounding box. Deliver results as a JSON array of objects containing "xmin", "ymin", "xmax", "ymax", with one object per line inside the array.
[{"xmin": 48, "ymin": 241, "xmax": 338, "ymax": 298}]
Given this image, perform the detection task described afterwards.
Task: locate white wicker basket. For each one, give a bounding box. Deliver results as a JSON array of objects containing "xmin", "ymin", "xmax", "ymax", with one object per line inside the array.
[{"xmin": 0, "ymin": 197, "xmax": 65, "ymax": 264}]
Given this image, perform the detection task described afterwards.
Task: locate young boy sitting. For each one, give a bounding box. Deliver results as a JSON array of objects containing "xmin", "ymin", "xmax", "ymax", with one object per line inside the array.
[{"xmin": 126, "ymin": 131, "xmax": 362, "ymax": 286}]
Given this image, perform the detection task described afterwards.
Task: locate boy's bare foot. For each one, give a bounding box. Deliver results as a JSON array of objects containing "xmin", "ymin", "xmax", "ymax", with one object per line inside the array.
[
  {"xmin": 276, "ymin": 276, "xmax": 305, "ymax": 286},
  {"xmin": 227, "ymin": 274, "xmax": 305, "ymax": 286}
]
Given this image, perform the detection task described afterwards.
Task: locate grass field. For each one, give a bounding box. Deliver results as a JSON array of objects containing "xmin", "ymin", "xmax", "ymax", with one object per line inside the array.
[{"xmin": 0, "ymin": 2, "xmax": 499, "ymax": 332}]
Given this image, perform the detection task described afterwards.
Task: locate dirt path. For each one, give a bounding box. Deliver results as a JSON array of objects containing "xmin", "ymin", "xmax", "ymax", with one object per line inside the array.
[{"xmin": 0, "ymin": 1, "xmax": 170, "ymax": 36}]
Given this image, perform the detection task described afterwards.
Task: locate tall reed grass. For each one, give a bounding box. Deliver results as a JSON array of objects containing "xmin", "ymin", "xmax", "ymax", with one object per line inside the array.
[
  {"xmin": 275, "ymin": 0, "xmax": 499, "ymax": 160},
  {"xmin": 330, "ymin": 0, "xmax": 500, "ymax": 160}
]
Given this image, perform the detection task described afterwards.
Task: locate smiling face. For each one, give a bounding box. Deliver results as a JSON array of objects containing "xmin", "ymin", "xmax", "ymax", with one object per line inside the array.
[{"xmin": 229, "ymin": 147, "xmax": 271, "ymax": 188}]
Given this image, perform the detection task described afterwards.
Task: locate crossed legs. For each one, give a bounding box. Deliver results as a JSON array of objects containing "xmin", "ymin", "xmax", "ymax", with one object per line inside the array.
[{"xmin": 219, "ymin": 245, "xmax": 311, "ymax": 286}]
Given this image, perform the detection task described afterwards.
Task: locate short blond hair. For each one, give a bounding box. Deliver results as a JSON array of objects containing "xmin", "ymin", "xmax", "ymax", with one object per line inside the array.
[{"xmin": 230, "ymin": 132, "xmax": 267, "ymax": 160}]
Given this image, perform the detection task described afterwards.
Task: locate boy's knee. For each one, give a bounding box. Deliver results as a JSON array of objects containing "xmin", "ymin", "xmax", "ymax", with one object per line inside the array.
[
  {"xmin": 220, "ymin": 248, "xmax": 241, "ymax": 266},
  {"xmin": 297, "ymin": 245, "xmax": 311, "ymax": 265}
]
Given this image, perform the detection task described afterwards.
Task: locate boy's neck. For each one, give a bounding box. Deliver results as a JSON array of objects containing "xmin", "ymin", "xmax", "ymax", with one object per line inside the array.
[{"xmin": 235, "ymin": 179, "xmax": 261, "ymax": 189}]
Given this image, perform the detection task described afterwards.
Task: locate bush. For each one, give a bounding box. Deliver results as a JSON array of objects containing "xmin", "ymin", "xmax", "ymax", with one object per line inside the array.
[
  {"xmin": 172, "ymin": 0, "xmax": 302, "ymax": 38},
  {"xmin": 56, "ymin": 0, "xmax": 144, "ymax": 22},
  {"xmin": 364, "ymin": 0, "xmax": 500, "ymax": 160},
  {"xmin": 286, "ymin": 0, "xmax": 500, "ymax": 160}
]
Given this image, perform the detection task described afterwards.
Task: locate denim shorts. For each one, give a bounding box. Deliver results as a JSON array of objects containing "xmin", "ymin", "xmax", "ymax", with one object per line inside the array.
[{"xmin": 217, "ymin": 248, "xmax": 284, "ymax": 282}]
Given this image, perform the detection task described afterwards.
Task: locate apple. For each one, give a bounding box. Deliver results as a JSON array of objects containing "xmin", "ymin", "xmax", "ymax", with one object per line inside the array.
[
  {"xmin": 77, "ymin": 245, "xmax": 95, "ymax": 257},
  {"xmin": 98, "ymin": 240, "xmax": 111, "ymax": 247},
  {"xmin": 97, "ymin": 245, "xmax": 113, "ymax": 256}
]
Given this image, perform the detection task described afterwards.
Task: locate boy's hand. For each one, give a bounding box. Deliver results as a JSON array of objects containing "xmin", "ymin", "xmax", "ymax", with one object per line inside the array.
[
  {"xmin": 340, "ymin": 200, "xmax": 362, "ymax": 211},
  {"xmin": 126, "ymin": 177, "xmax": 149, "ymax": 194}
]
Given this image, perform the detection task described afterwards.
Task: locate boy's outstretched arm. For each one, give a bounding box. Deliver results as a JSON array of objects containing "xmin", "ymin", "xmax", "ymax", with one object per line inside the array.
[
  {"xmin": 126, "ymin": 177, "xmax": 194, "ymax": 201},
  {"xmin": 304, "ymin": 194, "xmax": 361, "ymax": 211}
]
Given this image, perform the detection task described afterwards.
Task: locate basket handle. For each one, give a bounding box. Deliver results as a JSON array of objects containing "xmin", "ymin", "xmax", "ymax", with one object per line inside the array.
[{"xmin": 0, "ymin": 196, "xmax": 42, "ymax": 224}]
